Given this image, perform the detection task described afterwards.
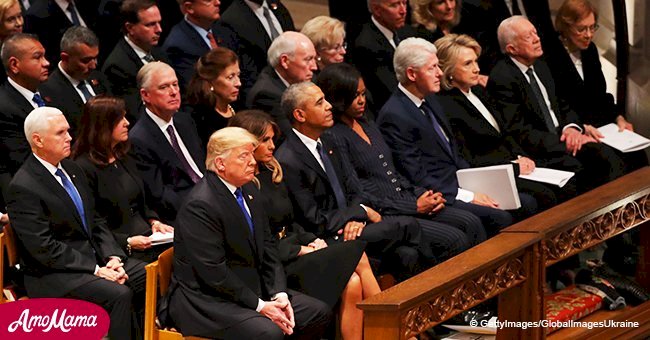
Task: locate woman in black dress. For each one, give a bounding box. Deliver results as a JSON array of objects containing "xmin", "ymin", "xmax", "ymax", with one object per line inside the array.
[
  {"xmin": 72, "ymin": 96, "xmax": 173, "ymax": 263},
  {"xmin": 185, "ymin": 47, "xmax": 241, "ymax": 146},
  {"xmin": 229, "ymin": 110, "xmax": 380, "ymax": 340}
]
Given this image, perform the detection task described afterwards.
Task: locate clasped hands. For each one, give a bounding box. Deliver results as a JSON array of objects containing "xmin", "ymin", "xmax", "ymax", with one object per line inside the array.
[
  {"xmin": 416, "ymin": 190, "xmax": 445, "ymax": 215},
  {"xmin": 260, "ymin": 295, "xmax": 295, "ymax": 335},
  {"xmin": 96, "ymin": 257, "xmax": 128, "ymax": 284}
]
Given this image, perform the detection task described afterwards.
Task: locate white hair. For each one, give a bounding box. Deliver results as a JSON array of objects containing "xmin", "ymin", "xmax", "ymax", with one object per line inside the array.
[
  {"xmin": 497, "ymin": 15, "xmax": 527, "ymax": 54},
  {"xmin": 24, "ymin": 107, "xmax": 64, "ymax": 148},
  {"xmin": 393, "ymin": 37, "xmax": 438, "ymax": 84},
  {"xmin": 206, "ymin": 127, "xmax": 258, "ymax": 171},
  {"xmin": 267, "ymin": 31, "xmax": 307, "ymax": 68}
]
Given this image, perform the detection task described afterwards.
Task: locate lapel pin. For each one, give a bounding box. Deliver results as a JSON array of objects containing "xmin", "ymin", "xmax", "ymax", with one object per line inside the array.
[
  {"xmin": 44, "ymin": 96, "xmax": 52, "ymax": 102},
  {"xmin": 328, "ymin": 150, "xmax": 333, "ymax": 155},
  {"xmin": 90, "ymin": 79, "xmax": 99, "ymax": 86},
  {"xmin": 248, "ymin": 194, "xmax": 253, "ymax": 200},
  {"xmin": 270, "ymin": 2, "xmax": 278, "ymax": 10}
]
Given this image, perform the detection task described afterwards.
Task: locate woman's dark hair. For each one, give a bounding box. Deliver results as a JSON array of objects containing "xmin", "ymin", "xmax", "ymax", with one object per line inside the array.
[
  {"xmin": 228, "ymin": 110, "xmax": 283, "ymax": 184},
  {"xmin": 314, "ymin": 63, "xmax": 361, "ymax": 119},
  {"xmin": 71, "ymin": 96, "xmax": 130, "ymax": 166},
  {"xmin": 186, "ymin": 47, "xmax": 239, "ymax": 109}
]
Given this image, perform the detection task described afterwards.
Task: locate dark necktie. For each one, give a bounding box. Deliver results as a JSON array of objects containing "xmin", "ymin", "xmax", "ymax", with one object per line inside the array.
[
  {"xmin": 316, "ymin": 142, "xmax": 347, "ymax": 209},
  {"xmin": 262, "ymin": 6, "xmax": 280, "ymax": 40},
  {"xmin": 525, "ymin": 68, "xmax": 557, "ymax": 134},
  {"xmin": 67, "ymin": 1, "xmax": 81, "ymax": 26},
  {"xmin": 234, "ymin": 188, "xmax": 254, "ymax": 235},
  {"xmin": 55, "ymin": 169, "xmax": 88, "ymax": 233},
  {"xmin": 420, "ymin": 101, "xmax": 452, "ymax": 154},
  {"xmin": 392, "ymin": 31, "xmax": 401, "ymax": 48},
  {"xmin": 206, "ymin": 31, "xmax": 218, "ymax": 49},
  {"xmin": 143, "ymin": 54, "xmax": 155, "ymax": 63},
  {"xmin": 165, "ymin": 125, "xmax": 202, "ymax": 183},
  {"xmin": 77, "ymin": 81, "xmax": 93, "ymax": 102},
  {"xmin": 32, "ymin": 93, "xmax": 45, "ymax": 107},
  {"xmin": 510, "ymin": 0, "xmax": 521, "ymax": 15}
]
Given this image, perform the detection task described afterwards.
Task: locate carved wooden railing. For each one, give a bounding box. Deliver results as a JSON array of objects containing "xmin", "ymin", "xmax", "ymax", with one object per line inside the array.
[{"xmin": 359, "ymin": 167, "xmax": 650, "ymax": 339}]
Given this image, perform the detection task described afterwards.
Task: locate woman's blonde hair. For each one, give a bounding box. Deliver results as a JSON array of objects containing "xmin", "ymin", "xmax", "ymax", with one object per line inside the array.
[
  {"xmin": 411, "ymin": 0, "xmax": 462, "ymax": 32},
  {"xmin": 300, "ymin": 15, "xmax": 345, "ymax": 51},
  {"xmin": 434, "ymin": 33, "xmax": 481, "ymax": 90}
]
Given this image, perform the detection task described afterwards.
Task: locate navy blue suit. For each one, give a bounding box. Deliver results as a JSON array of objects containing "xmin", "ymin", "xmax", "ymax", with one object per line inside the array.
[
  {"xmin": 377, "ymin": 89, "xmax": 536, "ymax": 234},
  {"xmin": 162, "ymin": 19, "xmax": 240, "ymax": 91},
  {"xmin": 128, "ymin": 111, "xmax": 205, "ymax": 224}
]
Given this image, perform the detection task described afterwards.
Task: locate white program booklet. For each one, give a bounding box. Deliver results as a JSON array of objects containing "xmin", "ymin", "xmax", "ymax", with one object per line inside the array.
[
  {"xmin": 456, "ymin": 164, "xmax": 521, "ymax": 210},
  {"xmin": 598, "ymin": 123, "xmax": 650, "ymax": 153},
  {"xmin": 149, "ymin": 231, "xmax": 174, "ymax": 245},
  {"xmin": 519, "ymin": 167, "xmax": 575, "ymax": 188}
]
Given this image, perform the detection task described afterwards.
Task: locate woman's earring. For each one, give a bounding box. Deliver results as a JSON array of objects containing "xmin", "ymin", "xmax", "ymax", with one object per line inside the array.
[
  {"xmin": 449, "ymin": 76, "xmax": 454, "ymax": 82},
  {"xmin": 210, "ymin": 86, "xmax": 214, "ymax": 91}
]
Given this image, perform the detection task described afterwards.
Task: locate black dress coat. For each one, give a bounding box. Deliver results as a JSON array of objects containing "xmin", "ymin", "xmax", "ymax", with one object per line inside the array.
[
  {"xmin": 128, "ymin": 111, "xmax": 205, "ymax": 223},
  {"xmin": 75, "ymin": 154, "xmax": 165, "ymax": 263},
  {"xmin": 101, "ymin": 36, "xmax": 170, "ymax": 121},
  {"xmin": 167, "ymin": 172, "xmax": 286, "ymax": 335},
  {"xmin": 162, "ymin": 19, "xmax": 240, "ymax": 90},
  {"xmin": 40, "ymin": 68, "xmax": 111, "ymax": 136},
  {"xmin": 350, "ymin": 21, "xmax": 416, "ymax": 112},
  {"xmin": 246, "ymin": 66, "xmax": 291, "ymax": 138},
  {"xmin": 7, "ymin": 156, "xmax": 125, "ymax": 297}
]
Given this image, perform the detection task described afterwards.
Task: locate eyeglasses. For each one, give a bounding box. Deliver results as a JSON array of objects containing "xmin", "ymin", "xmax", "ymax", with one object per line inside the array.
[
  {"xmin": 573, "ymin": 24, "xmax": 599, "ymax": 34},
  {"xmin": 321, "ymin": 42, "xmax": 347, "ymax": 53}
]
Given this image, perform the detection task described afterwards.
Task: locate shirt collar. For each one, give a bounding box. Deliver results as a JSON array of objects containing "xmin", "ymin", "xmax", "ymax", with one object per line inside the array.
[
  {"xmin": 58, "ymin": 61, "xmax": 82, "ymax": 86},
  {"xmin": 184, "ymin": 15, "xmax": 210, "ymax": 37},
  {"xmin": 371, "ymin": 16, "xmax": 395, "ymax": 44},
  {"xmin": 124, "ymin": 35, "xmax": 149, "ymax": 60},
  {"xmin": 7, "ymin": 77, "xmax": 37, "ymax": 105},
  {"xmin": 510, "ymin": 56, "xmax": 532, "ymax": 76},
  {"xmin": 217, "ymin": 175, "xmax": 238, "ymax": 196},
  {"xmin": 33, "ymin": 152, "xmax": 61, "ymax": 176},
  {"xmin": 292, "ymin": 128, "xmax": 321, "ymax": 153},
  {"xmin": 398, "ymin": 83, "xmax": 424, "ymax": 108},
  {"xmin": 274, "ymin": 69, "xmax": 291, "ymax": 88},
  {"xmin": 146, "ymin": 108, "xmax": 174, "ymax": 131},
  {"xmin": 244, "ymin": 0, "xmax": 269, "ymax": 12}
]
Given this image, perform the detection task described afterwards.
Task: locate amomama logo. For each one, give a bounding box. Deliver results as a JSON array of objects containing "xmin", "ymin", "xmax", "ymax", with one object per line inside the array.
[{"xmin": 0, "ymin": 298, "xmax": 109, "ymax": 339}]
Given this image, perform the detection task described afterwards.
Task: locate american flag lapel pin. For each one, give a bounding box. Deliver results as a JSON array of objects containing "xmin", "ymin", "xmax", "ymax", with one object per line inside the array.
[{"xmin": 248, "ymin": 194, "xmax": 253, "ymax": 200}]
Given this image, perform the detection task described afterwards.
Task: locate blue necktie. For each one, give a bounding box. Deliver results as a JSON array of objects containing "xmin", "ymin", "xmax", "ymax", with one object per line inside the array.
[
  {"xmin": 420, "ymin": 101, "xmax": 452, "ymax": 154},
  {"xmin": 77, "ymin": 81, "xmax": 93, "ymax": 102},
  {"xmin": 32, "ymin": 93, "xmax": 45, "ymax": 107},
  {"xmin": 55, "ymin": 169, "xmax": 87, "ymax": 233},
  {"xmin": 316, "ymin": 142, "xmax": 347, "ymax": 209},
  {"xmin": 67, "ymin": 2, "xmax": 81, "ymax": 26},
  {"xmin": 234, "ymin": 188, "xmax": 254, "ymax": 235}
]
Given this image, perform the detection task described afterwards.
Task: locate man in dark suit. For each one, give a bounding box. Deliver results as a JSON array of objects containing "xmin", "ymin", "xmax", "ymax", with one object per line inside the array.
[
  {"xmin": 460, "ymin": 0, "xmax": 554, "ymax": 72},
  {"xmin": 276, "ymin": 82, "xmax": 423, "ymax": 279},
  {"xmin": 7, "ymin": 107, "xmax": 146, "ymax": 339},
  {"xmin": 167, "ymin": 126, "xmax": 331, "ymax": 339},
  {"xmin": 40, "ymin": 27, "xmax": 110, "ymax": 137},
  {"xmin": 377, "ymin": 37, "xmax": 538, "ymax": 235},
  {"xmin": 0, "ymin": 34, "xmax": 49, "ymax": 210},
  {"xmin": 487, "ymin": 16, "xmax": 625, "ymax": 192},
  {"xmin": 23, "ymin": 0, "xmax": 96, "ymax": 65},
  {"xmin": 102, "ymin": 0, "xmax": 169, "ymax": 121},
  {"xmin": 221, "ymin": 0, "xmax": 294, "ymax": 100},
  {"xmin": 163, "ymin": 0, "xmax": 240, "ymax": 90},
  {"xmin": 129, "ymin": 61, "xmax": 204, "ymax": 224},
  {"xmin": 247, "ymin": 31, "xmax": 317, "ymax": 139},
  {"xmin": 350, "ymin": 0, "xmax": 416, "ymax": 112}
]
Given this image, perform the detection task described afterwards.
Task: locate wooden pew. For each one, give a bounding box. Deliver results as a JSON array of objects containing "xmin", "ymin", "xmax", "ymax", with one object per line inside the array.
[{"xmin": 359, "ymin": 167, "xmax": 650, "ymax": 339}]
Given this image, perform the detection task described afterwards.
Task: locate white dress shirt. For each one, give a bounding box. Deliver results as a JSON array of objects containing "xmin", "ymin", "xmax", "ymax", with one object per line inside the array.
[
  {"xmin": 462, "ymin": 89, "xmax": 500, "ymax": 133},
  {"xmin": 371, "ymin": 16, "xmax": 398, "ymax": 49},
  {"xmin": 54, "ymin": 0, "xmax": 87, "ymax": 27},
  {"xmin": 58, "ymin": 62, "xmax": 96, "ymax": 103},
  {"xmin": 244, "ymin": 0, "xmax": 284, "ymax": 40},
  {"xmin": 8, "ymin": 77, "xmax": 40, "ymax": 109},
  {"xmin": 146, "ymin": 109, "xmax": 204, "ymax": 178}
]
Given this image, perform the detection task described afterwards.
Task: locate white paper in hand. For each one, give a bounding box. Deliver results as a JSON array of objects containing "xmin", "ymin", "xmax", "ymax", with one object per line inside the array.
[
  {"xmin": 149, "ymin": 231, "xmax": 173, "ymax": 245},
  {"xmin": 598, "ymin": 123, "xmax": 650, "ymax": 153}
]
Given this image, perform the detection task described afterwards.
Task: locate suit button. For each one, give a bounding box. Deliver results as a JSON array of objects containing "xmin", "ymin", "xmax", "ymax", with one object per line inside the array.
[
  {"xmin": 382, "ymin": 162, "xmax": 388, "ymax": 167},
  {"xmin": 395, "ymin": 187, "xmax": 402, "ymax": 192},
  {"xmin": 391, "ymin": 178, "xmax": 397, "ymax": 183},
  {"xmin": 386, "ymin": 171, "xmax": 392, "ymax": 175},
  {"xmin": 378, "ymin": 154, "xmax": 384, "ymax": 159}
]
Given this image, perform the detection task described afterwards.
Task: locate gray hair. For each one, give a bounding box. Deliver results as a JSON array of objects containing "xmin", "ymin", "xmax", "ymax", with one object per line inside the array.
[
  {"xmin": 137, "ymin": 61, "xmax": 174, "ymax": 89},
  {"xmin": 60, "ymin": 26, "xmax": 99, "ymax": 53},
  {"xmin": 281, "ymin": 81, "xmax": 316, "ymax": 122},
  {"xmin": 1, "ymin": 33, "xmax": 38, "ymax": 70},
  {"xmin": 267, "ymin": 31, "xmax": 311, "ymax": 67},
  {"xmin": 497, "ymin": 15, "xmax": 526, "ymax": 54},
  {"xmin": 24, "ymin": 107, "xmax": 64, "ymax": 148},
  {"xmin": 394, "ymin": 37, "xmax": 438, "ymax": 84},
  {"xmin": 206, "ymin": 127, "xmax": 258, "ymax": 171}
]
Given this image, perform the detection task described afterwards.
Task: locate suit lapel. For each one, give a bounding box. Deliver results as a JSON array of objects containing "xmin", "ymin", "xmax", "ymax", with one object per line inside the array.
[
  {"xmin": 141, "ymin": 114, "xmax": 190, "ymax": 176},
  {"xmin": 240, "ymin": 2, "xmax": 272, "ymax": 49},
  {"xmin": 174, "ymin": 115, "xmax": 205, "ymax": 172},
  {"xmin": 180, "ymin": 20, "xmax": 210, "ymax": 52},
  {"xmin": 243, "ymin": 185, "xmax": 263, "ymax": 260},
  {"xmin": 29, "ymin": 156, "xmax": 89, "ymax": 237},
  {"xmin": 120, "ymin": 38, "xmax": 145, "ymax": 68},
  {"xmin": 287, "ymin": 132, "xmax": 328, "ymax": 181},
  {"xmin": 211, "ymin": 175, "xmax": 258, "ymax": 255},
  {"xmin": 4, "ymin": 83, "xmax": 35, "ymax": 118}
]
